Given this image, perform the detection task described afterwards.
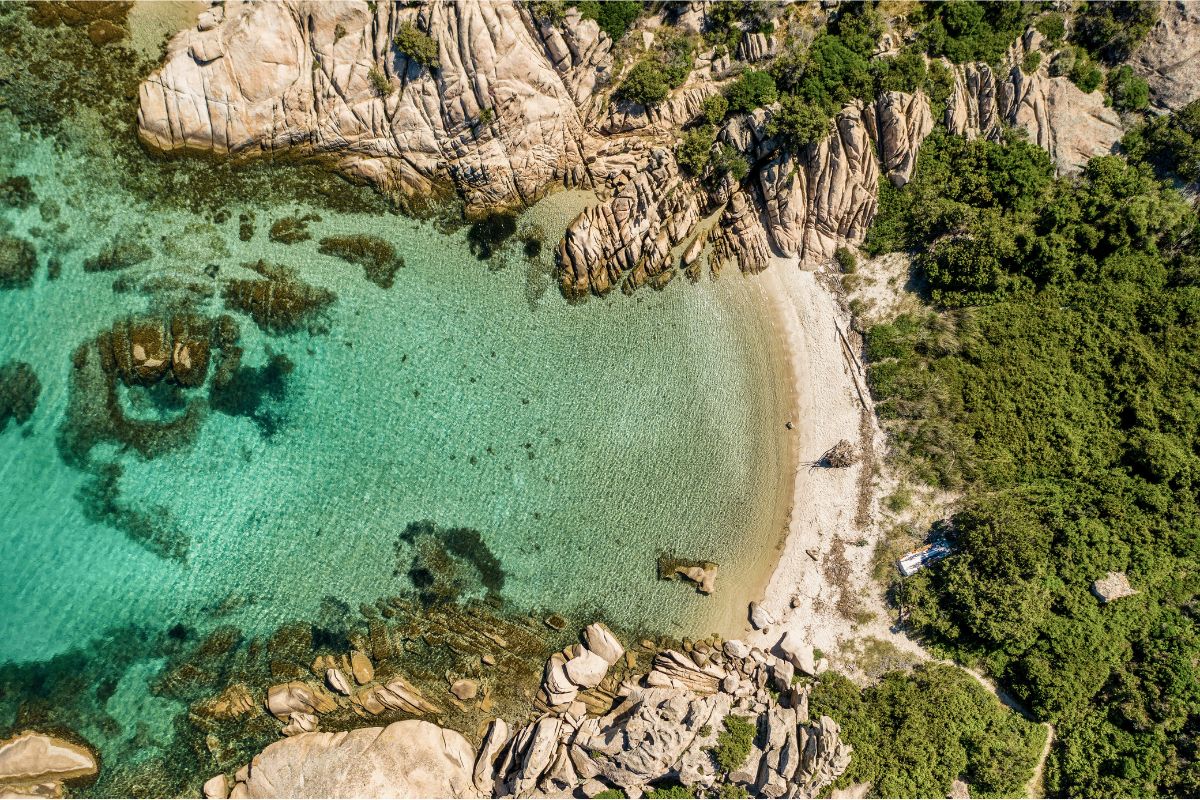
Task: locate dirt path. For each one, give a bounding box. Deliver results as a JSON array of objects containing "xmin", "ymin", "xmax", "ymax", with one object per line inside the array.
[{"xmin": 1026, "ymin": 722, "xmax": 1056, "ymax": 798}]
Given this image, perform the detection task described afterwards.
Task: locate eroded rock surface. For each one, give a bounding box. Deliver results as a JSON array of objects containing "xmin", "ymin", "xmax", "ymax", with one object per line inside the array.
[
  {"xmin": 0, "ymin": 731, "xmax": 97, "ymax": 797},
  {"xmin": 1132, "ymin": 1, "xmax": 1200, "ymax": 111},
  {"xmin": 229, "ymin": 721, "xmax": 480, "ymax": 799},
  {"xmin": 135, "ymin": 1, "xmax": 1124, "ymax": 299},
  {"xmin": 945, "ymin": 34, "xmax": 1123, "ymax": 174},
  {"xmin": 137, "ymin": 0, "xmax": 596, "ymax": 215}
]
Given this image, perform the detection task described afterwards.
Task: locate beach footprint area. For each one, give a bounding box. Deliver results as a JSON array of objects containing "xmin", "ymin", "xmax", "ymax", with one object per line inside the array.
[{"xmin": 0, "ymin": 5, "xmax": 791, "ymax": 794}]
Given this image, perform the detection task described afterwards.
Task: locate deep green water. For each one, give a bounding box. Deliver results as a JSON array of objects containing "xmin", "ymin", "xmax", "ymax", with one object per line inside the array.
[{"xmin": 0, "ymin": 4, "xmax": 792, "ymax": 790}]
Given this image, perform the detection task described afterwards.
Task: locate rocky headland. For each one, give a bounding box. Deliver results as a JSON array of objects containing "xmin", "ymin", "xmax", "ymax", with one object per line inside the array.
[{"xmin": 135, "ymin": 0, "xmax": 1152, "ymax": 303}]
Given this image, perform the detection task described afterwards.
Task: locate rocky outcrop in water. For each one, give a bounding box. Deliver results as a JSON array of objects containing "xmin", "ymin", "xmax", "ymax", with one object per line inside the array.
[
  {"xmin": 137, "ymin": 0, "xmax": 596, "ymax": 215},
  {"xmin": 0, "ymin": 235, "xmax": 38, "ymax": 289},
  {"xmin": 556, "ymin": 148, "xmax": 701, "ymax": 298},
  {"xmin": 0, "ymin": 361, "xmax": 41, "ymax": 432},
  {"xmin": 1132, "ymin": 1, "xmax": 1200, "ymax": 112},
  {"xmin": 945, "ymin": 33, "xmax": 1123, "ymax": 175},
  {"xmin": 0, "ymin": 731, "xmax": 97, "ymax": 798},
  {"xmin": 481, "ymin": 628, "xmax": 850, "ymax": 799}
]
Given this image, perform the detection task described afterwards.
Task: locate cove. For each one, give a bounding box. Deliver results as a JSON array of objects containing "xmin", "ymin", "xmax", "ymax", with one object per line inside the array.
[{"xmin": 0, "ymin": 140, "xmax": 794, "ymax": 669}]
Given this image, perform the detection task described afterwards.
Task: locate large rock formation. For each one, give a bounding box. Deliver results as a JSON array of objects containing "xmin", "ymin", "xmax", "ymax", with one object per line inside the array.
[
  {"xmin": 227, "ymin": 721, "xmax": 480, "ymax": 798},
  {"xmin": 0, "ymin": 731, "xmax": 97, "ymax": 797},
  {"xmin": 136, "ymin": 0, "xmax": 1130, "ymax": 299},
  {"xmin": 209, "ymin": 624, "xmax": 851, "ymax": 799},
  {"xmin": 556, "ymin": 147, "xmax": 701, "ymax": 298},
  {"xmin": 1132, "ymin": 1, "xmax": 1200, "ymax": 111},
  {"xmin": 758, "ymin": 105, "xmax": 881, "ymax": 265},
  {"xmin": 479, "ymin": 629, "xmax": 852, "ymax": 799},
  {"xmin": 137, "ymin": 0, "xmax": 600, "ymax": 214},
  {"xmin": 945, "ymin": 33, "xmax": 1123, "ymax": 174}
]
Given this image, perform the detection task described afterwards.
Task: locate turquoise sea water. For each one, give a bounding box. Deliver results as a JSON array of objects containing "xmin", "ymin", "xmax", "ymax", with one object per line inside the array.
[
  {"xmin": 0, "ymin": 148, "xmax": 790, "ymax": 658},
  {"xmin": 0, "ymin": 5, "xmax": 792, "ymax": 790}
]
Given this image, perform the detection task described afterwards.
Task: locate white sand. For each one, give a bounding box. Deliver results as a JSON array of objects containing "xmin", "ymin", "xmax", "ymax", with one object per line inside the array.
[{"xmin": 742, "ymin": 259, "xmax": 925, "ymax": 676}]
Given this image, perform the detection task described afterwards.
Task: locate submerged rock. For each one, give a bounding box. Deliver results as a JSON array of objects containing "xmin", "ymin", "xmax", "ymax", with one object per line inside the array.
[
  {"xmin": 0, "ymin": 361, "xmax": 41, "ymax": 431},
  {"xmin": 0, "ymin": 235, "xmax": 38, "ymax": 289},
  {"xmin": 269, "ymin": 214, "xmax": 320, "ymax": 244},
  {"xmin": 82, "ymin": 234, "xmax": 153, "ymax": 272},
  {"xmin": 318, "ymin": 235, "xmax": 404, "ymax": 289},
  {"xmin": 222, "ymin": 260, "xmax": 336, "ymax": 333},
  {"xmin": 658, "ymin": 556, "xmax": 719, "ymax": 595},
  {"xmin": 0, "ymin": 176, "xmax": 35, "ymax": 209}
]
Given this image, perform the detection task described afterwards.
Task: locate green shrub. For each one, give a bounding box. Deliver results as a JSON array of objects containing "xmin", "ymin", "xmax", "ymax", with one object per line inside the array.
[
  {"xmin": 712, "ymin": 714, "xmax": 756, "ymax": 773},
  {"xmin": 725, "ymin": 70, "xmax": 777, "ymax": 114},
  {"xmin": 873, "ymin": 48, "xmax": 928, "ymax": 95},
  {"xmin": 1123, "ymin": 99, "xmax": 1200, "ymax": 182},
  {"xmin": 1072, "ymin": 0, "xmax": 1158, "ymax": 64},
  {"xmin": 711, "ymin": 143, "xmax": 749, "ymax": 181},
  {"xmin": 618, "ymin": 59, "xmax": 669, "ymax": 106},
  {"xmin": 835, "ymin": 246, "xmax": 857, "ymax": 274},
  {"xmin": 530, "ymin": 0, "xmax": 567, "ymax": 26},
  {"xmin": 698, "ymin": 724, "xmax": 713, "ymax": 738},
  {"xmin": 393, "ymin": 21, "xmax": 439, "ymax": 69},
  {"xmin": 767, "ymin": 95, "xmax": 832, "ymax": 153},
  {"xmin": 645, "ymin": 786, "xmax": 693, "ymax": 799},
  {"xmin": 593, "ymin": 790, "xmax": 625, "ymax": 800},
  {"xmin": 717, "ymin": 785, "xmax": 750, "ymax": 799},
  {"xmin": 575, "ymin": 0, "xmax": 641, "ymax": 43},
  {"xmin": 926, "ymin": 58, "xmax": 955, "ymax": 118},
  {"xmin": 884, "ymin": 487, "xmax": 912, "ymax": 513},
  {"xmin": 1034, "ymin": 12, "xmax": 1066, "ymax": 46},
  {"xmin": 1071, "ymin": 61, "xmax": 1104, "ymax": 94},
  {"xmin": 367, "ymin": 67, "xmax": 391, "ymax": 97},
  {"xmin": 701, "ymin": 94, "xmax": 729, "ymax": 125},
  {"xmin": 1107, "ymin": 64, "xmax": 1150, "ymax": 113},
  {"xmin": 676, "ymin": 126, "xmax": 716, "ymax": 177},
  {"xmin": 677, "ymin": 128, "xmax": 746, "ymax": 182},
  {"xmin": 476, "ymin": 107, "xmax": 494, "ymax": 127},
  {"xmin": 1021, "ymin": 50, "xmax": 1042, "ymax": 75}
]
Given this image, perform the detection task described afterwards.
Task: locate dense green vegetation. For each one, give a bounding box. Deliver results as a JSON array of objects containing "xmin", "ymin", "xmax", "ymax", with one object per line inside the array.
[
  {"xmin": 1072, "ymin": 1, "xmax": 1158, "ymax": 65},
  {"xmin": 392, "ymin": 22, "xmax": 439, "ymax": 70},
  {"xmin": 724, "ymin": 69, "xmax": 777, "ymax": 115},
  {"xmin": 618, "ymin": 29, "xmax": 695, "ymax": 108},
  {"xmin": 1123, "ymin": 99, "xmax": 1200, "ymax": 184},
  {"xmin": 812, "ymin": 666, "xmax": 1045, "ymax": 797},
  {"xmin": 576, "ymin": 0, "xmax": 641, "ymax": 43},
  {"xmin": 913, "ymin": 1, "xmax": 1037, "ymax": 65},
  {"xmin": 1107, "ymin": 64, "xmax": 1150, "ymax": 113},
  {"xmin": 863, "ymin": 126, "xmax": 1200, "ymax": 795},
  {"xmin": 712, "ymin": 714, "xmax": 756, "ymax": 774}
]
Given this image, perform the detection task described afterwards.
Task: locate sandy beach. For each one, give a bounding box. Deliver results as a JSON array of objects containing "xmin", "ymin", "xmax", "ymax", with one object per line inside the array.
[{"xmin": 744, "ymin": 259, "xmax": 926, "ymax": 676}]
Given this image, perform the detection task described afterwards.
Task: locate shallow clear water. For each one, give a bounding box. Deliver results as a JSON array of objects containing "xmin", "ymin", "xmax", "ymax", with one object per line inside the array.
[
  {"xmin": 0, "ymin": 134, "xmax": 792, "ymax": 667},
  {"xmin": 0, "ymin": 9, "xmax": 796, "ymax": 787}
]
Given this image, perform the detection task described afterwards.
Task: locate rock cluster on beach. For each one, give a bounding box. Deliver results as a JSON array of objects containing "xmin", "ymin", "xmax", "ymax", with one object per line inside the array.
[
  {"xmin": 202, "ymin": 622, "xmax": 850, "ymax": 799},
  {"xmin": 135, "ymin": 0, "xmax": 1144, "ymax": 301}
]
